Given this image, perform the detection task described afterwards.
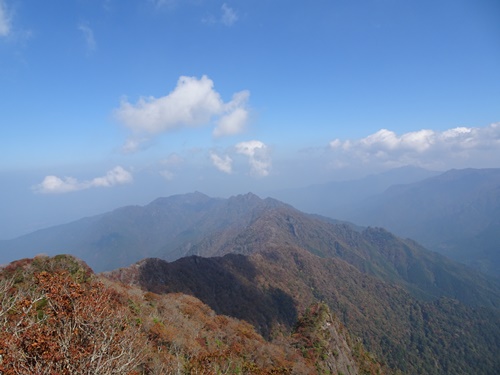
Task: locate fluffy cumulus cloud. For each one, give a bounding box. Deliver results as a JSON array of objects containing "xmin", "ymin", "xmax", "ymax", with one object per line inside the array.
[
  {"xmin": 33, "ymin": 166, "xmax": 133, "ymax": 194},
  {"xmin": 115, "ymin": 75, "xmax": 250, "ymax": 152},
  {"xmin": 0, "ymin": 0, "xmax": 11, "ymax": 37},
  {"xmin": 329, "ymin": 123, "xmax": 500, "ymax": 169},
  {"xmin": 214, "ymin": 108, "xmax": 248, "ymax": 137},
  {"xmin": 356, "ymin": 128, "xmax": 435, "ymax": 153},
  {"xmin": 235, "ymin": 140, "xmax": 271, "ymax": 177},
  {"xmin": 210, "ymin": 152, "xmax": 233, "ymax": 174}
]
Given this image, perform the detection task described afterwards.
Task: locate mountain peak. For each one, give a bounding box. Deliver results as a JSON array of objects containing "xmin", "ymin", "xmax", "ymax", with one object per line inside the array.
[
  {"xmin": 149, "ymin": 191, "xmax": 211, "ymax": 206},
  {"xmin": 229, "ymin": 192, "xmax": 262, "ymax": 202}
]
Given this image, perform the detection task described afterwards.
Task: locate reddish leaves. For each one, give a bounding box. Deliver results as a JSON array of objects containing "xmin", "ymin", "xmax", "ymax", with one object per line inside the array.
[{"xmin": 0, "ymin": 268, "xmax": 145, "ymax": 375}]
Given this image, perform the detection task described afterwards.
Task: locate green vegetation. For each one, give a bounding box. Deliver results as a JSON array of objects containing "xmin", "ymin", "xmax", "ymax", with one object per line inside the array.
[{"xmin": 120, "ymin": 246, "xmax": 500, "ymax": 374}]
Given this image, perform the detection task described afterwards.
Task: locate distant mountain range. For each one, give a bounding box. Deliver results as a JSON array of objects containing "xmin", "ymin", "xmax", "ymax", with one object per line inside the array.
[
  {"xmin": 1, "ymin": 189, "xmax": 499, "ymax": 303},
  {"xmin": 270, "ymin": 165, "xmax": 441, "ymax": 218},
  {"xmin": 4, "ymin": 167, "xmax": 499, "ymax": 278},
  {"xmin": 336, "ymin": 168, "xmax": 500, "ymax": 277},
  {"xmin": 0, "ymin": 192, "xmax": 287, "ymax": 271},
  {"xmin": 272, "ymin": 167, "xmax": 500, "ymax": 278},
  {"xmin": 2, "ymin": 187, "xmax": 500, "ymax": 373}
]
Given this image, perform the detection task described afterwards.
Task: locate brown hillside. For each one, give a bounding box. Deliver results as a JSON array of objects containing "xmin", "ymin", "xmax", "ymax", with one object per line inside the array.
[{"xmin": 1, "ymin": 255, "xmax": 382, "ymax": 374}]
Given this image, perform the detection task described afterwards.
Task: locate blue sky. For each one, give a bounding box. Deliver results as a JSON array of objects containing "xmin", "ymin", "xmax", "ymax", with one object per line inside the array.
[{"xmin": 1, "ymin": 0, "xmax": 500, "ymax": 238}]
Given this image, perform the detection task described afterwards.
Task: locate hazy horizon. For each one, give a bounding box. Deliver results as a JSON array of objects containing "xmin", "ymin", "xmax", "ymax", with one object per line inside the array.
[{"xmin": 2, "ymin": 0, "xmax": 499, "ymax": 239}]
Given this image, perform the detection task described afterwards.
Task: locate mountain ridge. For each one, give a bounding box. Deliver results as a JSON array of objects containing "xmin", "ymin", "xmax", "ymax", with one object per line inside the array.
[
  {"xmin": 0, "ymin": 192, "xmax": 290, "ymax": 271},
  {"xmin": 1, "ymin": 191, "xmax": 499, "ymax": 308},
  {"xmin": 184, "ymin": 204, "xmax": 500, "ymax": 308},
  {"xmin": 338, "ymin": 168, "xmax": 500, "ymax": 277},
  {"xmin": 108, "ymin": 244, "xmax": 500, "ymax": 374},
  {"xmin": 2, "ymin": 187, "xmax": 499, "ymax": 373}
]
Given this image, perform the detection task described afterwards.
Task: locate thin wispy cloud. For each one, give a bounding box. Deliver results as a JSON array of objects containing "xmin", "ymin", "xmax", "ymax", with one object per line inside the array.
[
  {"xmin": 209, "ymin": 141, "xmax": 271, "ymax": 177},
  {"xmin": 235, "ymin": 140, "xmax": 271, "ymax": 177},
  {"xmin": 33, "ymin": 166, "xmax": 133, "ymax": 194},
  {"xmin": 221, "ymin": 4, "xmax": 238, "ymax": 26},
  {"xmin": 203, "ymin": 3, "xmax": 238, "ymax": 27},
  {"xmin": 78, "ymin": 23, "xmax": 96, "ymax": 54},
  {"xmin": 151, "ymin": 0, "xmax": 177, "ymax": 9},
  {"xmin": 115, "ymin": 75, "xmax": 250, "ymax": 153},
  {"xmin": 159, "ymin": 169, "xmax": 175, "ymax": 181},
  {"xmin": 329, "ymin": 123, "xmax": 500, "ymax": 170},
  {"xmin": 159, "ymin": 153, "xmax": 184, "ymax": 180},
  {"xmin": 0, "ymin": 0, "xmax": 11, "ymax": 37},
  {"xmin": 161, "ymin": 153, "xmax": 184, "ymax": 167},
  {"xmin": 121, "ymin": 137, "xmax": 152, "ymax": 154},
  {"xmin": 210, "ymin": 151, "xmax": 233, "ymax": 174}
]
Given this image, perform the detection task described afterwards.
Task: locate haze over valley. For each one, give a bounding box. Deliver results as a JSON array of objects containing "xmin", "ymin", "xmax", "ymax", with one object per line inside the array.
[
  {"xmin": 1, "ymin": 0, "xmax": 500, "ymax": 373},
  {"xmin": 2, "ymin": 185, "xmax": 500, "ymax": 373}
]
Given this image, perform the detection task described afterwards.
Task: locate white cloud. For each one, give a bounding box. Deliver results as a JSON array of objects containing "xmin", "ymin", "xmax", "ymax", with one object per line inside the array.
[
  {"xmin": 357, "ymin": 128, "xmax": 435, "ymax": 152},
  {"xmin": 441, "ymin": 127, "xmax": 472, "ymax": 139},
  {"xmin": 116, "ymin": 75, "xmax": 221, "ymax": 133},
  {"xmin": 329, "ymin": 123, "xmax": 500, "ymax": 170},
  {"xmin": 90, "ymin": 166, "xmax": 132, "ymax": 187},
  {"xmin": 221, "ymin": 4, "xmax": 238, "ymax": 26},
  {"xmin": 78, "ymin": 23, "xmax": 96, "ymax": 54},
  {"xmin": 214, "ymin": 107, "xmax": 248, "ymax": 137},
  {"xmin": 210, "ymin": 152, "xmax": 233, "ymax": 174},
  {"xmin": 235, "ymin": 140, "xmax": 271, "ymax": 177},
  {"xmin": 121, "ymin": 137, "xmax": 152, "ymax": 154},
  {"xmin": 159, "ymin": 169, "xmax": 175, "ymax": 181},
  {"xmin": 329, "ymin": 139, "xmax": 342, "ymax": 149},
  {"xmin": 35, "ymin": 176, "xmax": 81, "ymax": 194},
  {"xmin": 33, "ymin": 166, "xmax": 133, "ymax": 194},
  {"xmin": 115, "ymin": 75, "xmax": 250, "ymax": 151},
  {"xmin": 0, "ymin": 0, "xmax": 11, "ymax": 37}
]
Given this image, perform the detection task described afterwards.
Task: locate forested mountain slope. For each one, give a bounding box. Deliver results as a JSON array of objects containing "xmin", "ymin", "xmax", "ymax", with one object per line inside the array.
[
  {"xmin": 183, "ymin": 205, "xmax": 500, "ymax": 308},
  {"xmin": 0, "ymin": 255, "xmax": 382, "ymax": 374},
  {"xmin": 2, "ymin": 191, "xmax": 498, "ymax": 309},
  {"xmin": 0, "ymin": 192, "xmax": 288, "ymax": 271},
  {"xmin": 338, "ymin": 168, "xmax": 500, "ymax": 277},
  {"xmin": 2, "ymin": 188, "xmax": 499, "ymax": 374},
  {"xmin": 110, "ymin": 246, "xmax": 500, "ymax": 374}
]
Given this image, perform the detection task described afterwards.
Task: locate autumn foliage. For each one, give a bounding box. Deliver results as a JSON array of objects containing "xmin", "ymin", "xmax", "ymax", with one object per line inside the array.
[
  {"xmin": 0, "ymin": 255, "xmax": 324, "ymax": 374},
  {"xmin": 0, "ymin": 257, "xmax": 144, "ymax": 374}
]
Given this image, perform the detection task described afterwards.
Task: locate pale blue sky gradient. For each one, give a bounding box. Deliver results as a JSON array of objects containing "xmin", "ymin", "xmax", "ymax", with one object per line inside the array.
[{"xmin": 1, "ymin": 0, "xmax": 500, "ymax": 238}]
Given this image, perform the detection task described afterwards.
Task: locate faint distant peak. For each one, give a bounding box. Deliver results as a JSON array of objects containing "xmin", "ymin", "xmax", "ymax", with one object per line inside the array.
[
  {"xmin": 228, "ymin": 192, "xmax": 262, "ymax": 202},
  {"xmin": 380, "ymin": 165, "xmax": 440, "ymax": 175},
  {"xmin": 438, "ymin": 167, "xmax": 500, "ymax": 178},
  {"xmin": 422, "ymin": 167, "xmax": 500, "ymax": 186},
  {"xmin": 363, "ymin": 165, "xmax": 440, "ymax": 182},
  {"xmin": 149, "ymin": 191, "xmax": 212, "ymax": 206}
]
